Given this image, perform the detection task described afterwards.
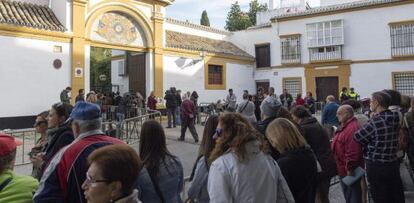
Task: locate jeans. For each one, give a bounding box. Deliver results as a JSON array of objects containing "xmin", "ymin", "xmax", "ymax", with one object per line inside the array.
[
  {"xmin": 366, "ymin": 160, "xmax": 405, "ymax": 203},
  {"xmin": 175, "ymin": 106, "xmax": 181, "ymax": 125},
  {"xmin": 180, "ymin": 117, "xmax": 198, "ymax": 141},
  {"xmin": 340, "ymin": 177, "xmax": 362, "ymax": 203},
  {"xmin": 167, "ymin": 108, "xmax": 176, "ymax": 127},
  {"xmin": 116, "ymin": 113, "xmax": 125, "ymax": 122}
]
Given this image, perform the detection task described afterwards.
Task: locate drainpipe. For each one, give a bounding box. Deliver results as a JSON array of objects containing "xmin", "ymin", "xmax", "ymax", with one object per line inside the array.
[{"xmin": 49, "ymin": 0, "xmax": 52, "ymax": 8}]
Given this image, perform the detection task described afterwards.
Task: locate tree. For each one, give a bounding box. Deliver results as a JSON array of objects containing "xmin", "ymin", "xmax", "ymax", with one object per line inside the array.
[
  {"xmin": 225, "ymin": 1, "xmax": 252, "ymax": 31},
  {"xmin": 248, "ymin": 0, "xmax": 268, "ymax": 26},
  {"xmin": 200, "ymin": 10, "xmax": 210, "ymax": 26}
]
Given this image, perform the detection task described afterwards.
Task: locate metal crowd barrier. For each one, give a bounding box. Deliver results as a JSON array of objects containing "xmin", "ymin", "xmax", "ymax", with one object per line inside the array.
[{"xmin": 4, "ymin": 108, "xmax": 161, "ymax": 166}]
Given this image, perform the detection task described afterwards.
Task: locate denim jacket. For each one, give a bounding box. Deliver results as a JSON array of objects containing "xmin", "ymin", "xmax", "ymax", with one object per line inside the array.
[
  {"xmin": 136, "ymin": 156, "xmax": 184, "ymax": 203},
  {"xmin": 187, "ymin": 156, "xmax": 209, "ymax": 203}
]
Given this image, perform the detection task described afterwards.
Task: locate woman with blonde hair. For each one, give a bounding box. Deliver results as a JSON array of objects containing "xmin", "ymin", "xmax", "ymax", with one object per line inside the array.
[
  {"xmin": 207, "ymin": 113, "xmax": 294, "ymax": 203},
  {"xmin": 266, "ymin": 118, "xmax": 318, "ymax": 203},
  {"xmin": 87, "ymin": 91, "xmax": 98, "ymax": 103}
]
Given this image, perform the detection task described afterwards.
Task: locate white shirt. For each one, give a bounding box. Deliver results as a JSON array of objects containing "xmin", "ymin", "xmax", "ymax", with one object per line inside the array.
[{"xmin": 207, "ymin": 141, "xmax": 294, "ymax": 203}]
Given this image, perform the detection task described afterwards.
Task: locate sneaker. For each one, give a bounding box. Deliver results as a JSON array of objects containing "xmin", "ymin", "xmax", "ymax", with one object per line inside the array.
[
  {"xmin": 177, "ymin": 138, "xmax": 184, "ymax": 141},
  {"xmin": 173, "ymin": 125, "xmax": 176, "ymax": 128}
]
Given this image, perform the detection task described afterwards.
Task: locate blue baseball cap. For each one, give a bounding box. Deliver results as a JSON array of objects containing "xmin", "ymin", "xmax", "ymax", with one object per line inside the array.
[{"xmin": 66, "ymin": 102, "xmax": 101, "ymax": 123}]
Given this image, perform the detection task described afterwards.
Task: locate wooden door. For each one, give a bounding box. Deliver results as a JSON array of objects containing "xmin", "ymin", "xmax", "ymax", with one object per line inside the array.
[
  {"xmin": 127, "ymin": 52, "xmax": 146, "ymax": 98},
  {"xmin": 256, "ymin": 81, "xmax": 270, "ymax": 94},
  {"xmin": 315, "ymin": 77, "xmax": 338, "ymax": 102}
]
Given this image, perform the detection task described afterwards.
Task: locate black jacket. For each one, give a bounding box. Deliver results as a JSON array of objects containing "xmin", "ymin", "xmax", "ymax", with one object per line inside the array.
[
  {"xmin": 255, "ymin": 117, "xmax": 277, "ymax": 135},
  {"xmin": 300, "ymin": 117, "xmax": 337, "ymax": 179},
  {"xmin": 277, "ymin": 146, "xmax": 317, "ymax": 203},
  {"xmin": 37, "ymin": 125, "xmax": 74, "ymax": 178},
  {"xmin": 164, "ymin": 93, "xmax": 177, "ymax": 109}
]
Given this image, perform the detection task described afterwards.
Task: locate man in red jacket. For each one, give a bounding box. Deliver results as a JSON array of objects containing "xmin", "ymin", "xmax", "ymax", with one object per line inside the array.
[
  {"xmin": 332, "ymin": 105, "xmax": 364, "ymax": 203},
  {"xmin": 178, "ymin": 94, "xmax": 199, "ymax": 143}
]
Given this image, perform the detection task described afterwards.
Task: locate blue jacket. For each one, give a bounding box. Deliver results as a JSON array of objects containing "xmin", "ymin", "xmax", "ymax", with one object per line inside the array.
[
  {"xmin": 322, "ymin": 102, "xmax": 339, "ymax": 125},
  {"xmin": 33, "ymin": 131, "xmax": 124, "ymax": 203},
  {"xmin": 137, "ymin": 156, "xmax": 184, "ymax": 203}
]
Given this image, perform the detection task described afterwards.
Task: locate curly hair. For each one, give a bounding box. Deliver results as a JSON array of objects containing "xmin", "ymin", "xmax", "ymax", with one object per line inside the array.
[{"xmin": 208, "ymin": 113, "xmax": 259, "ymax": 165}]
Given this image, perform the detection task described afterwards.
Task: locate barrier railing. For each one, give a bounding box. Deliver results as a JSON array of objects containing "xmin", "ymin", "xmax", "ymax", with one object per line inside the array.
[{"xmin": 5, "ymin": 108, "xmax": 161, "ymax": 166}]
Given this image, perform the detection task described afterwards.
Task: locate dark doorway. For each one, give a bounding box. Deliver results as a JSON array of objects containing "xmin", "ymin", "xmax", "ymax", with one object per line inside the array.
[
  {"xmin": 316, "ymin": 77, "xmax": 339, "ymax": 102},
  {"xmin": 127, "ymin": 52, "xmax": 146, "ymax": 98},
  {"xmin": 256, "ymin": 81, "xmax": 270, "ymax": 94}
]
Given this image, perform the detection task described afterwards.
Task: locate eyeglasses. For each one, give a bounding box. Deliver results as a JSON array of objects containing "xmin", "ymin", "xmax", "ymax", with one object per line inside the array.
[
  {"xmin": 84, "ymin": 172, "xmax": 111, "ymax": 186},
  {"xmin": 33, "ymin": 121, "xmax": 47, "ymax": 127}
]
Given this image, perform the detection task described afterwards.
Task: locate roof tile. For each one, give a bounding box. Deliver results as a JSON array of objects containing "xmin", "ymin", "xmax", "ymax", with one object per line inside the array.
[
  {"xmin": 0, "ymin": 0, "xmax": 65, "ymax": 31},
  {"xmin": 166, "ymin": 30, "xmax": 253, "ymax": 59}
]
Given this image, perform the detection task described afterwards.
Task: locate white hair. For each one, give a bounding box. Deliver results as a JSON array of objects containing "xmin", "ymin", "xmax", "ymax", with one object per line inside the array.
[{"xmin": 73, "ymin": 118, "xmax": 102, "ymax": 133}]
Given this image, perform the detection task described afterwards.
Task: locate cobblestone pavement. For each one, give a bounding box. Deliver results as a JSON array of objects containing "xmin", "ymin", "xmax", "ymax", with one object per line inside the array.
[{"xmin": 15, "ymin": 122, "xmax": 414, "ymax": 202}]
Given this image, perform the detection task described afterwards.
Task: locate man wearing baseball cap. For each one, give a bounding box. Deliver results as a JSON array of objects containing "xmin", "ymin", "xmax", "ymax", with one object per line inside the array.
[
  {"xmin": 0, "ymin": 134, "xmax": 39, "ymax": 202},
  {"xmin": 34, "ymin": 102, "xmax": 125, "ymax": 203}
]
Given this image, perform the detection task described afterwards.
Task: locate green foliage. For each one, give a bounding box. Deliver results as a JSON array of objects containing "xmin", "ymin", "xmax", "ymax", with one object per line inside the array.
[
  {"xmin": 248, "ymin": 0, "xmax": 268, "ymax": 26},
  {"xmin": 200, "ymin": 10, "xmax": 210, "ymax": 26},
  {"xmin": 225, "ymin": 1, "xmax": 252, "ymax": 31},
  {"xmin": 225, "ymin": 0, "xmax": 268, "ymax": 31},
  {"xmin": 90, "ymin": 47, "xmax": 112, "ymax": 92}
]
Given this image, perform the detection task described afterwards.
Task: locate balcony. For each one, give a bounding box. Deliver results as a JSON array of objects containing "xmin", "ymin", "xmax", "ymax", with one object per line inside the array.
[{"xmin": 309, "ymin": 46, "xmax": 342, "ymax": 62}]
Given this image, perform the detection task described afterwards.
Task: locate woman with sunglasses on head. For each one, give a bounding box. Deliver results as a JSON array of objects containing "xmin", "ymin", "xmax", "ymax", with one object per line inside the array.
[
  {"xmin": 137, "ymin": 120, "xmax": 184, "ymax": 203},
  {"xmin": 207, "ymin": 113, "xmax": 294, "ymax": 203},
  {"xmin": 30, "ymin": 102, "xmax": 75, "ymax": 180},
  {"xmin": 82, "ymin": 144, "xmax": 143, "ymax": 203},
  {"xmin": 29, "ymin": 111, "xmax": 49, "ymax": 179},
  {"xmin": 186, "ymin": 115, "xmax": 219, "ymax": 203}
]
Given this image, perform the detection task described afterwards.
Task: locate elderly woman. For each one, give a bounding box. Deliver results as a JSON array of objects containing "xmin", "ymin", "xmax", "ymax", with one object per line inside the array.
[
  {"xmin": 82, "ymin": 144, "xmax": 143, "ymax": 203},
  {"xmin": 208, "ymin": 113, "xmax": 294, "ymax": 202}
]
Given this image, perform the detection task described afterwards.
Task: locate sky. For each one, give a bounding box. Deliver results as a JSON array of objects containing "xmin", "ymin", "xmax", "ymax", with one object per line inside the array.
[{"xmin": 166, "ymin": 0, "xmax": 320, "ymax": 29}]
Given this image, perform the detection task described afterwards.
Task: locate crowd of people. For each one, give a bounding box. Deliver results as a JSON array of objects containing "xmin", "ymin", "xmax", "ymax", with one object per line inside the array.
[{"xmin": 0, "ymin": 85, "xmax": 413, "ymax": 203}]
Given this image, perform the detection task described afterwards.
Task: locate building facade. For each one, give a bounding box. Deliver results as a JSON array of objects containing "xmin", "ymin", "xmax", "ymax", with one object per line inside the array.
[{"xmin": 0, "ymin": 0, "xmax": 413, "ymax": 129}]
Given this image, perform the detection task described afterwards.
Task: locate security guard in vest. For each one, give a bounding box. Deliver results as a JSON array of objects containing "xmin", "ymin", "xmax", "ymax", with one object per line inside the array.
[{"xmin": 348, "ymin": 88, "xmax": 359, "ymax": 100}]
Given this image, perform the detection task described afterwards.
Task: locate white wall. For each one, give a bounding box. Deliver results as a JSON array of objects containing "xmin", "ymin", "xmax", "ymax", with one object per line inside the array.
[
  {"xmin": 254, "ymin": 67, "xmax": 306, "ymax": 96},
  {"xmin": 350, "ymin": 61, "xmax": 414, "ymax": 99},
  {"xmin": 164, "ymin": 22, "xmax": 229, "ymax": 41},
  {"xmin": 163, "ymin": 55, "xmax": 255, "ymax": 103},
  {"xmin": 320, "ymin": 0, "xmax": 359, "ymax": 6},
  {"xmin": 111, "ymin": 50, "xmax": 129, "ymax": 94},
  {"xmin": 0, "ymin": 36, "xmax": 71, "ymax": 117}
]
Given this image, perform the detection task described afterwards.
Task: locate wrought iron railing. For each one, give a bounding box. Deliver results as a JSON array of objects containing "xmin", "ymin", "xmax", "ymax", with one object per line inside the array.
[{"xmin": 4, "ymin": 108, "xmax": 161, "ymax": 166}]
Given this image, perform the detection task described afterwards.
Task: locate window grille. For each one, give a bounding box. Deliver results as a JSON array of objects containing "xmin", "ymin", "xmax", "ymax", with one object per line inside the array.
[
  {"xmin": 390, "ymin": 23, "xmax": 414, "ymax": 57},
  {"xmin": 208, "ymin": 65, "xmax": 223, "ymax": 85},
  {"xmin": 283, "ymin": 78, "xmax": 302, "ymax": 98},
  {"xmin": 393, "ymin": 72, "xmax": 414, "ymax": 96},
  {"xmin": 281, "ymin": 36, "xmax": 301, "ymax": 64},
  {"xmin": 309, "ymin": 45, "xmax": 342, "ymax": 62}
]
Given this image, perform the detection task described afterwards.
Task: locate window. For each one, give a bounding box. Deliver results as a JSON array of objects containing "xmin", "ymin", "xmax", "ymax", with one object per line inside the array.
[
  {"xmin": 118, "ymin": 60, "xmax": 126, "ymax": 76},
  {"xmin": 208, "ymin": 65, "xmax": 223, "ymax": 85},
  {"xmin": 283, "ymin": 77, "xmax": 302, "ymax": 98},
  {"xmin": 309, "ymin": 45, "xmax": 342, "ymax": 62},
  {"xmin": 255, "ymin": 44, "xmax": 271, "ymax": 68},
  {"xmin": 307, "ymin": 20, "xmax": 344, "ymax": 48},
  {"xmin": 393, "ymin": 72, "xmax": 414, "ymax": 96},
  {"xmin": 390, "ymin": 22, "xmax": 414, "ymax": 57},
  {"xmin": 281, "ymin": 35, "xmax": 301, "ymax": 64}
]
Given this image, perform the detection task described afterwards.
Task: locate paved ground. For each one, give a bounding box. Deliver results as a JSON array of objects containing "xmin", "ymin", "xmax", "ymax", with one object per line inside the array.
[{"xmin": 14, "ymin": 122, "xmax": 414, "ymax": 202}]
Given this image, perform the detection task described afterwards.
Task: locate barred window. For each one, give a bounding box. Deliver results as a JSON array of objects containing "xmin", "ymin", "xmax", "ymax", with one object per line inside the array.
[
  {"xmin": 281, "ymin": 36, "xmax": 301, "ymax": 64},
  {"xmin": 393, "ymin": 72, "xmax": 414, "ymax": 96},
  {"xmin": 307, "ymin": 20, "xmax": 344, "ymax": 48},
  {"xmin": 208, "ymin": 65, "xmax": 223, "ymax": 85},
  {"xmin": 390, "ymin": 23, "xmax": 414, "ymax": 57},
  {"xmin": 309, "ymin": 45, "xmax": 342, "ymax": 62},
  {"xmin": 283, "ymin": 77, "xmax": 302, "ymax": 98}
]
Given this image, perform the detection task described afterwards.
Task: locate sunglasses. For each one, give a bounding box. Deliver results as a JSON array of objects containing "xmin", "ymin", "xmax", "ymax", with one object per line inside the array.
[
  {"xmin": 34, "ymin": 121, "xmax": 47, "ymax": 127},
  {"xmin": 213, "ymin": 128, "xmax": 222, "ymax": 140}
]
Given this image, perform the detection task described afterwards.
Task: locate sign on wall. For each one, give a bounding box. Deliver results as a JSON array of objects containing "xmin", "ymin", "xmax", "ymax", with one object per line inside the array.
[{"xmin": 75, "ymin": 67, "xmax": 83, "ymax": 77}]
